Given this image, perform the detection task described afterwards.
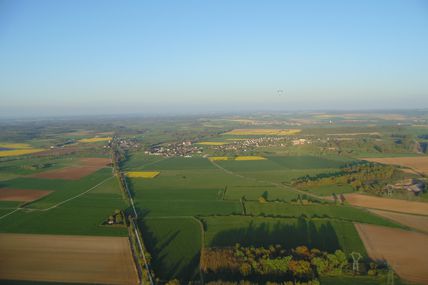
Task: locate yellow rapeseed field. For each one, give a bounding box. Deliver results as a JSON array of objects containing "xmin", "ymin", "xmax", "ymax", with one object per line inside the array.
[
  {"xmin": 223, "ymin": 129, "xmax": 301, "ymax": 136},
  {"xmin": 197, "ymin": 142, "xmax": 228, "ymax": 146},
  {"xmin": 78, "ymin": 137, "xmax": 112, "ymax": 143},
  {"xmin": 234, "ymin": 156, "xmax": 267, "ymax": 161},
  {"xmin": 0, "ymin": 148, "xmax": 45, "ymax": 157},
  {"xmin": 208, "ymin": 156, "xmax": 229, "ymax": 161},
  {"xmin": 126, "ymin": 171, "xmax": 160, "ymax": 178}
]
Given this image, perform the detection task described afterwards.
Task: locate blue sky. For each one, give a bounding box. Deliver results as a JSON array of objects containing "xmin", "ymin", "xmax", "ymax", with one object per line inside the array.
[{"xmin": 1, "ymin": 0, "xmax": 427, "ymax": 116}]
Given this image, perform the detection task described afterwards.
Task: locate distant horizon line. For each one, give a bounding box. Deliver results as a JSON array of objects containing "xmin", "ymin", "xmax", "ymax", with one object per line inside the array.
[{"xmin": 1, "ymin": 107, "xmax": 427, "ymax": 121}]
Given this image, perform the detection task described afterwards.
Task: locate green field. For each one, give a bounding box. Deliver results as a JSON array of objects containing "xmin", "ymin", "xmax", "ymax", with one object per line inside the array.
[
  {"xmin": 305, "ymin": 184, "xmax": 355, "ymax": 196},
  {"xmin": 123, "ymin": 155, "xmax": 390, "ymax": 281},
  {"xmin": 201, "ymin": 215, "xmax": 367, "ymax": 255},
  {"xmin": 0, "ymin": 168, "xmax": 113, "ymax": 209},
  {"xmin": 140, "ymin": 217, "xmax": 202, "ymax": 282},
  {"xmin": 244, "ymin": 201, "xmax": 402, "ymax": 227},
  {"xmin": 0, "ymin": 169, "xmax": 127, "ymax": 236}
]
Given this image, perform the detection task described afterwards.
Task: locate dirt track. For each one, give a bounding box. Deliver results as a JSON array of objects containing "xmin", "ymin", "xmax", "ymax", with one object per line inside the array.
[
  {"xmin": 355, "ymin": 223, "xmax": 428, "ymax": 285},
  {"xmin": 0, "ymin": 188, "xmax": 51, "ymax": 202},
  {"xmin": 33, "ymin": 157, "xmax": 111, "ymax": 180},
  {"xmin": 344, "ymin": 193, "xmax": 428, "ymax": 215},
  {"xmin": 0, "ymin": 233, "xmax": 138, "ymax": 284},
  {"xmin": 370, "ymin": 209, "xmax": 428, "ymax": 233},
  {"xmin": 362, "ymin": 156, "xmax": 428, "ymax": 175}
]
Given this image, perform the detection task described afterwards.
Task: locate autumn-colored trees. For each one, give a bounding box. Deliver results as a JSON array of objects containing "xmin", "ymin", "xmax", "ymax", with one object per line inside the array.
[{"xmin": 201, "ymin": 244, "xmax": 349, "ymax": 283}]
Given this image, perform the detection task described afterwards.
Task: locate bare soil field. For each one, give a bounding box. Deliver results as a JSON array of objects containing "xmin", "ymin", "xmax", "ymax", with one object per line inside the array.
[
  {"xmin": 344, "ymin": 193, "xmax": 428, "ymax": 215},
  {"xmin": 370, "ymin": 209, "xmax": 428, "ymax": 233},
  {"xmin": 32, "ymin": 157, "xmax": 111, "ymax": 180},
  {"xmin": 362, "ymin": 156, "xmax": 428, "ymax": 175},
  {"xmin": 0, "ymin": 233, "xmax": 138, "ymax": 284},
  {"xmin": 0, "ymin": 188, "xmax": 52, "ymax": 202},
  {"xmin": 355, "ymin": 223, "xmax": 428, "ymax": 285}
]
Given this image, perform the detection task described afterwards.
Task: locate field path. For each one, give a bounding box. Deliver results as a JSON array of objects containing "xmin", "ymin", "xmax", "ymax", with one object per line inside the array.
[{"xmin": 355, "ymin": 223, "xmax": 428, "ymax": 285}]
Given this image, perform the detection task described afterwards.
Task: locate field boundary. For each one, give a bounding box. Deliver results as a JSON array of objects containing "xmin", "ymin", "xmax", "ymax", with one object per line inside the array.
[{"xmin": 0, "ymin": 176, "xmax": 114, "ymax": 219}]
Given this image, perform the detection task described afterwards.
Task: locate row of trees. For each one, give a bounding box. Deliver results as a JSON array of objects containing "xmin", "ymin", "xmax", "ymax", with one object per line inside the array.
[{"xmin": 201, "ymin": 244, "xmax": 348, "ymax": 283}]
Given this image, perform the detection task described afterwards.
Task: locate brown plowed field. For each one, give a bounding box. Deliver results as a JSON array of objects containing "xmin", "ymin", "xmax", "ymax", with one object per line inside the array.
[
  {"xmin": 355, "ymin": 223, "xmax": 428, "ymax": 285},
  {"xmin": 344, "ymin": 193, "xmax": 428, "ymax": 215},
  {"xmin": 0, "ymin": 188, "xmax": 51, "ymax": 202},
  {"xmin": 33, "ymin": 157, "xmax": 111, "ymax": 180},
  {"xmin": 0, "ymin": 233, "xmax": 138, "ymax": 284},
  {"xmin": 370, "ymin": 209, "xmax": 428, "ymax": 233},
  {"xmin": 362, "ymin": 156, "xmax": 428, "ymax": 175}
]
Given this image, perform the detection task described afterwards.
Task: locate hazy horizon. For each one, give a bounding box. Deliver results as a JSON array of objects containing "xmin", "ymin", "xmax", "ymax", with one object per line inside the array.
[{"xmin": 1, "ymin": 0, "xmax": 428, "ymax": 117}]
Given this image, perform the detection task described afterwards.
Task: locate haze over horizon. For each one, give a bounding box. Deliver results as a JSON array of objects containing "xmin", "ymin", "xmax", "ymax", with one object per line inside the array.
[{"xmin": 1, "ymin": 0, "xmax": 427, "ymax": 117}]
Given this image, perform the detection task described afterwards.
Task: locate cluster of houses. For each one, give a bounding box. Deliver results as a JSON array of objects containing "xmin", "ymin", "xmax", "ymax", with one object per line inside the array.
[
  {"xmin": 213, "ymin": 137, "xmax": 310, "ymax": 152},
  {"xmin": 385, "ymin": 178, "xmax": 425, "ymax": 196},
  {"xmin": 145, "ymin": 141, "xmax": 202, "ymax": 157}
]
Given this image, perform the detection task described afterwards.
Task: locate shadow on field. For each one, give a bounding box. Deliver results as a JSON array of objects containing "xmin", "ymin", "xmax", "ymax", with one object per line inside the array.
[
  {"xmin": 211, "ymin": 217, "xmax": 340, "ymax": 252},
  {"xmin": 139, "ymin": 218, "xmax": 201, "ymax": 282}
]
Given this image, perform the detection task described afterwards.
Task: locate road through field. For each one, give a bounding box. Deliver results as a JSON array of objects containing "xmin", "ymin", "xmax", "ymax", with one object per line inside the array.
[
  {"xmin": 355, "ymin": 223, "xmax": 428, "ymax": 285},
  {"xmin": 0, "ymin": 233, "xmax": 138, "ymax": 284}
]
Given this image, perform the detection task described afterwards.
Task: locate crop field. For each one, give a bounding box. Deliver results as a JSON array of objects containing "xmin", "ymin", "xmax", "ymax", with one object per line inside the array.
[
  {"xmin": 344, "ymin": 193, "xmax": 428, "ymax": 215},
  {"xmin": 369, "ymin": 209, "xmax": 428, "ymax": 233},
  {"xmin": 130, "ymin": 169, "xmax": 243, "ymax": 217},
  {"xmin": 0, "ymin": 143, "xmax": 45, "ymax": 157},
  {"xmin": 0, "ymin": 169, "xmax": 127, "ymax": 236},
  {"xmin": 208, "ymin": 156, "xmax": 229, "ymax": 161},
  {"xmin": 212, "ymin": 155, "xmax": 349, "ymax": 185},
  {"xmin": 78, "ymin": 137, "xmax": 112, "ymax": 143},
  {"xmin": 355, "ymin": 223, "xmax": 428, "ymax": 285},
  {"xmin": 31, "ymin": 157, "xmax": 111, "ymax": 180},
  {"xmin": 124, "ymin": 156, "xmax": 215, "ymax": 171},
  {"xmin": 122, "ymin": 153, "xmax": 381, "ymax": 281},
  {"xmin": 0, "ymin": 188, "xmax": 52, "ymax": 202},
  {"xmin": 140, "ymin": 218, "xmax": 202, "ymax": 282},
  {"xmin": 125, "ymin": 171, "xmax": 160, "ymax": 178},
  {"xmin": 362, "ymin": 156, "xmax": 428, "ymax": 175},
  {"xmin": 202, "ymin": 216, "xmax": 366, "ymax": 255},
  {"xmin": 305, "ymin": 184, "xmax": 354, "ymax": 196},
  {"xmin": 209, "ymin": 156, "xmax": 267, "ymax": 161},
  {"xmin": 234, "ymin": 155, "xmax": 267, "ymax": 160},
  {"xmin": 244, "ymin": 202, "xmax": 402, "ymax": 227},
  {"xmin": 224, "ymin": 184, "xmax": 299, "ymax": 200},
  {"xmin": 0, "ymin": 233, "xmax": 138, "ymax": 284},
  {"xmin": 223, "ymin": 128, "xmax": 301, "ymax": 136}
]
